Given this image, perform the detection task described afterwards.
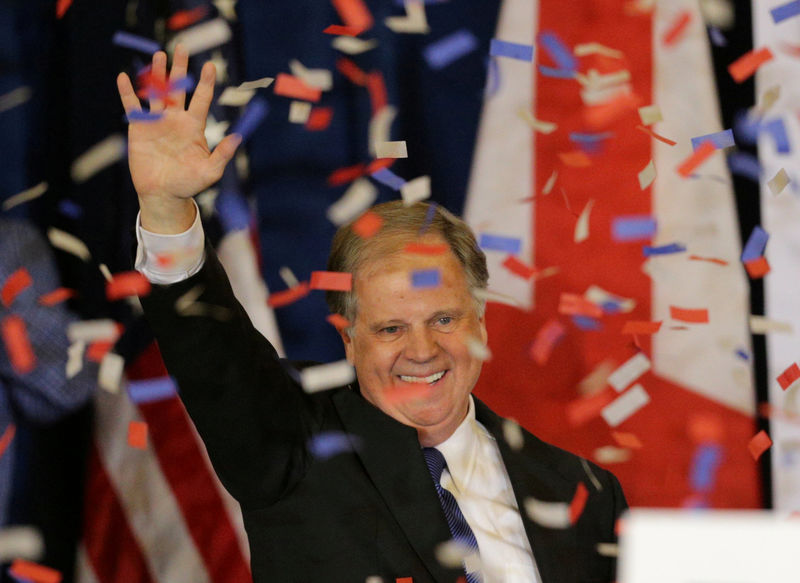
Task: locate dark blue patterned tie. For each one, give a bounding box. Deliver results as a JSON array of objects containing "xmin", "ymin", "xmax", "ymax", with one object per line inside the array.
[{"xmin": 422, "ymin": 447, "xmax": 482, "ymax": 583}]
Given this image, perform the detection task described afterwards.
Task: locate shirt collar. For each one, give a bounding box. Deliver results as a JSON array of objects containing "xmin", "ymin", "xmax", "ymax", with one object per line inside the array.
[{"xmin": 435, "ymin": 396, "xmax": 485, "ymax": 493}]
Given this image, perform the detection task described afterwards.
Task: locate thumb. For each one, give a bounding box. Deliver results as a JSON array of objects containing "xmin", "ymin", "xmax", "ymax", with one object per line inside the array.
[{"xmin": 207, "ymin": 133, "xmax": 243, "ymax": 179}]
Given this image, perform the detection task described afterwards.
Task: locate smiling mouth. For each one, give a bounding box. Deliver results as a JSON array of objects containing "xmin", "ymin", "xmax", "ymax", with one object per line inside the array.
[{"xmin": 397, "ymin": 370, "xmax": 447, "ymax": 385}]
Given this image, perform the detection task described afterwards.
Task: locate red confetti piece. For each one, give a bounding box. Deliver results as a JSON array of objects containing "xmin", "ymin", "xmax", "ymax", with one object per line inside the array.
[
  {"xmin": 662, "ymin": 10, "xmax": 691, "ymax": 46},
  {"xmin": 744, "ymin": 256, "xmax": 770, "ymax": 278},
  {"xmin": 558, "ymin": 293, "xmax": 603, "ymax": 318},
  {"xmin": 621, "ymin": 320, "xmax": 662, "ymax": 334},
  {"xmin": 529, "ymin": 319, "xmax": 565, "ymax": 365},
  {"xmin": 331, "ymin": 0, "xmax": 373, "ymax": 33},
  {"xmin": 128, "ymin": 421, "xmax": 148, "ymax": 449},
  {"xmin": 328, "ymin": 163, "xmax": 367, "ymax": 186},
  {"xmin": 1, "ymin": 315, "xmax": 36, "ymax": 374},
  {"xmin": 55, "ymin": 0, "xmax": 72, "ymax": 19},
  {"xmin": 8, "ymin": 559, "xmax": 62, "ymax": 583},
  {"xmin": 273, "ymin": 73, "xmax": 322, "ymax": 103},
  {"xmin": 2, "ymin": 267, "xmax": 32, "ymax": 307},
  {"xmin": 87, "ymin": 340, "xmax": 115, "ymax": 363},
  {"xmin": 778, "ymin": 363, "xmax": 800, "ymax": 390},
  {"xmin": 384, "ymin": 382, "xmax": 430, "ymax": 405},
  {"xmin": 584, "ymin": 93, "xmax": 639, "ymax": 129},
  {"xmin": 365, "ymin": 157, "xmax": 394, "ymax": 174},
  {"xmin": 38, "ymin": 287, "xmax": 76, "ymax": 306},
  {"xmin": 669, "ymin": 306, "xmax": 709, "ymax": 323},
  {"xmin": 305, "ymin": 107, "xmax": 334, "ymax": 131},
  {"xmin": 326, "ymin": 314, "xmax": 351, "ymax": 332},
  {"xmin": 167, "ymin": 6, "xmax": 208, "ymax": 30},
  {"xmin": 558, "ymin": 151, "xmax": 592, "ymax": 167},
  {"xmin": 635, "ymin": 124, "xmax": 677, "ymax": 146},
  {"xmin": 502, "ymin": 255, "xmax": 538, "ymax": 279},
  {"xmin": 106, "ymin": 271, "xmax": 152, "ymax": 301},
  {"xmin": 352, "ymin": 211, "xmax": 383, "ymax": 238},
  {"xmin": 336, "ymin": 58, "xmax": 369, "ymax": 86},
  {"xmin": 748, "ymin": 430, "xmax": 772, "ymax": 461},
  {"xmin": 687, "ymin": 413, "xmax": 725, "ymax": 444},
  {"xmin": 267, "ymin": 282, "xmax": 310, "ymax": 308},
  {"xmin": 676, "ymin": 140, "xmax": 716, "ymax": 177},
  {"xmin": 566, "ymin": 387, "xmax": 616, "ymax": 427},
  {"xmin": 323, "ymin": 24, "xmax": 365, "ymax": 36},
  {"xmin": 0, "ymin": 423, "xmax": 16, "ymax": 460},
  {"xmin": 396, "ymin": 578, "xmax": 414, "ymax": 583},
  {"xmin": 310, "ymin": 271, "xmax": 353, "ymax": 292},
  {"xmin": 688, "ymin": 254, "xmax": 728, "ymax": 266},
  {"xmin": 366, "ymin": 71, "xmax": 388, "ymax": 115},
  {"xmin": 728, "ymin": 47, "xmax": 774, "ymax": 83},
  {"xmin": 569, "ymin": 482, "xmax": 589, "ymax": 524},
  {"xmin": 404, "ymin": 242, "xmax": 449, "ymax": 256},
  {"xmin": 612, "ymin": 431, "xmax": 643, "ymax": 449}
]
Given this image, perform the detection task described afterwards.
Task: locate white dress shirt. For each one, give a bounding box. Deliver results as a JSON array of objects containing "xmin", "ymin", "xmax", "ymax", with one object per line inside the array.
[{"xmin": 135, "ymin": 213, "xmax": 542, "ymax": 582}]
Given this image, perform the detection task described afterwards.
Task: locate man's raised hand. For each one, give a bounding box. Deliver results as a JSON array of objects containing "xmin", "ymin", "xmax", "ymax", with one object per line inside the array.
[{"xmin": 116, "ymin": 45, "xmax": 241, "ymax": 233}]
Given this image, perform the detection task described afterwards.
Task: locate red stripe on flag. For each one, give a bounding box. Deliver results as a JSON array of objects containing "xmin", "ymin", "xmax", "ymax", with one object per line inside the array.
[
  {"xmin": 83, "ymin": 443, "xmax": 154, "ymax": 583},
  {"xmin": 127, "ymin": 343, "xmax": 252, "ymax": 583}
]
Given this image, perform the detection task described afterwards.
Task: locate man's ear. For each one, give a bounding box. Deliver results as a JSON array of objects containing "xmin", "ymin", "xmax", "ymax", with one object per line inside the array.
[{"xmin": 339, "ymin": 326, "xmax": 355, "ymax": 364}]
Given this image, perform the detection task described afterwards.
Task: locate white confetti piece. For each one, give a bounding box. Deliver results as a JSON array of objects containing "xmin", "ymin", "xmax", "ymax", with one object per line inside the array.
[
  {"xmin": 585, "ymin": 285, "xmax": 636, "ymax": 313},
  {"xmin": 300, "ymin": 360, "xmax": 356, "ymax": 393},
  {"xmin": 67, "ymin": 319, "xmax": 120, "ymax": 344},
  {"xmin": 579, "ymin": 360, "xmax": 615, "ymax": 395},
  {"xmin": 596, "ymin": 542, "xmax": 619, "ymax": 557},
  {"xmin": 332, "ymin": 36, "xmax": 378, "ymax": 55},
  {"xmin": 574, "ymin": 199, "xmax": 594, "ymax": 243},
  {"xmin": 66, "ymin": 341, "xmax": 85, "ymax": 379},
  {"xmin": 524, "ymin": 497, "xmax": 570, "ymax": 529},
  {"xmin": 502, "ymin": 418, "xmax": 524, "ymax": 451},
  {"xmin": 167, "ymin": 18, "xmax": 232, "ymax": 55},
  {"xmin": 385, "ymin": 0, "xmax": 429, "ymax": 33},
  {"xmin": 601, "ymin": 384, "xmax": 650, "ymax": 427},
  {"xmin": 767, "ymin": 168, "xmax": 790, "ymax": 195},
  {"xmin": 288, "ymin": 100, "xmax": 312, "ymax": 123},
  {"xmin": 542, "ymin": 170, "xmax": 558, "ymax": 194},
  {"xmin": 607, "ymin": 353, "xmax": 651, "ymax": 392},
  {"xmin": 368, "ymin": 105, "xmax": 397, "ymax": 158},
  {"xmin": 238, "ymin": 77, "xmax": 274, "ymax": 91},
  {"xmin": 2, "ymin": 182, "xmax": 47, "ymax": 211},
  {"xmin": 574, "ymin": 43, "xmax": 624, "ymax": 59},
  {"xmin": 218, "ymin": 86, "xmax": 256, "ymax": 107},
  {"xmin": 326, "ymin": 178, "xmax": 377, "ymax": 225},
  {"xmin": 638, "ymin": 159, "xmax": 657, "ymax": 190},
  {"xmin": 638, "ymin": 104, "xmax": 663, "ymax": 125},
  {"xmin": 435, "ymin": 539, "xmax": 473, "ymax": 568},
  {"xmin": 0, "ymin": 526, "xmax": 44, "ymax": 562},
  {"xmin": 98, "ymin": 263, "xmax": 113, "ymax": 282},
  {"xmin": 699, "ymin": 0, "xmax": 734, "ymax": 28},
  {"xmin": 375, "ymin": 140, "xmax": 408, "ymax": 159},
  {"xmin": 288, "ymin": 59, "xmax": 333, "ymax": 91},
  {"xmin": 279, "ymin": 266, "xmax": 299, "ymax": 288},
  {"xmin": 473, "ymin": 288, "xmax": 522, "ymax": 308},
  {"xmin": 577, "ymin": 69, "xmax": 631, "ymax": 90},
  {"xmin": 465, "ymin": 336, "xmax": 491, "ymax": 361},
  {"xmin": 0, "ymin": 86, "xmax": 32, "ymax": 113},
  {"xmin": 47, "ymin": 228, "xmax": 91, "ymax": 261},
  {"xmin": 757, "ymin": 85, "xmax": 780, "ymax": 114},
  {"xmin": 98, "ymin": 352, "xmax": 125, "ymax": 393},
  {"xmin": 749, "ymin": 315, "xmax": 793, "ymax": 334},
  {"xmin": 518, "ymin": 108, "xmax": 557, "ymax": 134},
  {"xmin": 594, "ymin": 445, "xmax": 632, "ymax": 464},
  {"xmin": 400, "ymin": 175, "xmax": 430, "ymax": 205},
  {"xmin": 71, "ymin": 134, "xmax": 126, "ymax": 183}
]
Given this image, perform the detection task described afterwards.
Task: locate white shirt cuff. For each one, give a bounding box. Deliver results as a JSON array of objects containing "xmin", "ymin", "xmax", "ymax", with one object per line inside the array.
[{"xmin": 135, "ymin": 200, "xmax": 206, "ymax": 284}]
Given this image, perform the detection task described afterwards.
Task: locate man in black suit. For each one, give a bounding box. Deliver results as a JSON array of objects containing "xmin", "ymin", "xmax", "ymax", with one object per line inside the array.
[{"xmin": 119, "ymin": 47, "xmax": 626, "ymax": 583}]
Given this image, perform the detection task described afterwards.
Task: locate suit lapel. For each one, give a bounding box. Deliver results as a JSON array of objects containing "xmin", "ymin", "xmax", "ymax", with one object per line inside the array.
[
  {"xmin": 331, "ymin": 388, "xmax": 463, "ymax": 582},
  {"xmin": 473, "ymin": 397, "xmax": 578, "ymax": 583}
]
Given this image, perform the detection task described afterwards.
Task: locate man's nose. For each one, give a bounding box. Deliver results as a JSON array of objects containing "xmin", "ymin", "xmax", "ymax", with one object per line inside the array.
[{"xmin": 403, "ymin": 326, "xmax": 439, "ymax": 362}]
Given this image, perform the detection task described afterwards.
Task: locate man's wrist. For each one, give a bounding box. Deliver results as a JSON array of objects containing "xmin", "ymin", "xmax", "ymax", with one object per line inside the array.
[{"xmin": 138, "ymin": 197, "xmax": 197, "ymax": 234}]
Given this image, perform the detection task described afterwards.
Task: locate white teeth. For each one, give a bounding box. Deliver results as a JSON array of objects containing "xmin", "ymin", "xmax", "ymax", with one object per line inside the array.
[{"xmin": 399, "ymin": 371, "xmax": 445, "ymax": 384}]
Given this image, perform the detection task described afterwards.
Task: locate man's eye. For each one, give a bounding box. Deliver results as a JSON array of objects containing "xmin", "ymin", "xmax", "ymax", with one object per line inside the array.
[
  {"xmin": 381, "ymin": 326, "xmax": 400, "ymax": 334},
  {"xmin": 437, "ymin": 317, "xmax": 453, "ymax": 326}
]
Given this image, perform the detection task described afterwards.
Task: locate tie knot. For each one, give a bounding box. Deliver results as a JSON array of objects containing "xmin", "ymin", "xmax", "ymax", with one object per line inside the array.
[{"xmin": 422, "ymin": 447, "xmax": 447, "ymax": 482}]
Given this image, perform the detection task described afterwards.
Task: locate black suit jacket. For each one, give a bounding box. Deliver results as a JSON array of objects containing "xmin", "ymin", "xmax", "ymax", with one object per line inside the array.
[{"xmin": 140, "ymin": 247, "xmax": 627, "ymax": 583}]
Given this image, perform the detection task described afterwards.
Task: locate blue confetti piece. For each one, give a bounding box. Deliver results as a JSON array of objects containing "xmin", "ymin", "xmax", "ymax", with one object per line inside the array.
[
  {"xmin": 538, "ymin": 31, "xmax": 577, "ymax": 72},
  {"xmin": 708, "ymin": 26, "xmax": 727, "ymax": 47},
  {"xmin": 125, "ymin": 110, "xmax": 164, "ymax": 123},
  {"xmin": 112, "ymin": 31, "xmax": 161, "ymax": 55},
  {"xmin": 489, "ymin": 39, "xmax": 534, "ymax": 62},
  {"xmin": 215, "ymin": 190, "xmax": 251, "ymax": 233},
  {"xmin": 370, "ymin": 168, "xmax": 407, "ymax": 191},
  {"xmin": 538, "ymin": 65, "xmax": 575, "ymax": 79},
  {"xmin": 484, "ymin": 56, "xmax": 501, "ymax": 98},
  {"xmin": 170, "ymin": 75, "xmax": 196, "ymax": 92},
  {"xmin": 569, "ymin": 131, "xmax": 613, "ymax": 144},
  {"xmin": 732, "ymin": 110, "xmax": 760, "ymax": 146},
  {"xmin": 418, "ymin": 202, "xmax": 438, "ymax": 235},
  {"xmin": 741, "ymin": 225, "xmax": 769, "ymax": 262},
  {"xmin": 611, "ymin": 216, "xmax": 657, "ymax": 242},
  {"xmin": 229, "ymin": 96, "xmax": 269, "ymax": 141},
  {"xmin": 128, "ymin": 376, "xmax": 178, "ymax": 404},
  {"xmin": 691, "ymin": 129, "xmax": 735, "ymax": 150},
  {"xmin": 571, "ymin": 316, "xmax": 602, "ymax": 331},
  {"xmin": 690, "ymin": 443, "xmax": 723, "ymax": 492},
  {"xmin": 771, "ymin": 0, "xmax": 800, "ymax": 23},
  {"xmin": 762, "ymin": 118, "xmax": 791, "ymax": 153},
  {"xmin": 478, "ymin": 233, "xmax": 522, "ymax": 254},
  {"xmin": 643, "ymin": 242, "xmax": 687, "ymax": 256},
  {"xmin": 308, "ymin": 431, "xmax": 362, "ymax": 460},
  {"xmin": 735, "ymin": 348, "xmax": 750, "ymax": 361},
  {"xmin": 423, "ymin": 30, "xmax": 479, "ymax": 70},
  {"xmin": 727, "ymin": 151, "xmax": 761, "ymax": 182},
  {"xmin": 411, "ymin": 269, "xmax": 441, "ymax": 288},
  {"xmin": 58, "ymin": 199, "xmax": 83, "ymax": 219},
  {"xmin": 601, "ymin": 300, "xmax": 623, "ymax": 314}
]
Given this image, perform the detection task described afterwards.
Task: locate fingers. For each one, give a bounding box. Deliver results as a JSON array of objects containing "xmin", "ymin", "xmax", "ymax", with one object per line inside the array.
[
  {"xmin": 168, "ymin": 44, "xmax": 189, "ymax": 110},
  {"xmin": 188, "ymin": 61, "xmax": 216, "ymax": 122},
  {"xmin": 206, "ymin": 133, "xmax": 242, "ymax": 182},
  {"xmin": 149, "ymin": 51, "xmax": 168, "ymax": 112},
  {"xmin": 116, "ymin": 72, "xmax": 142, "ymax": 114}
]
